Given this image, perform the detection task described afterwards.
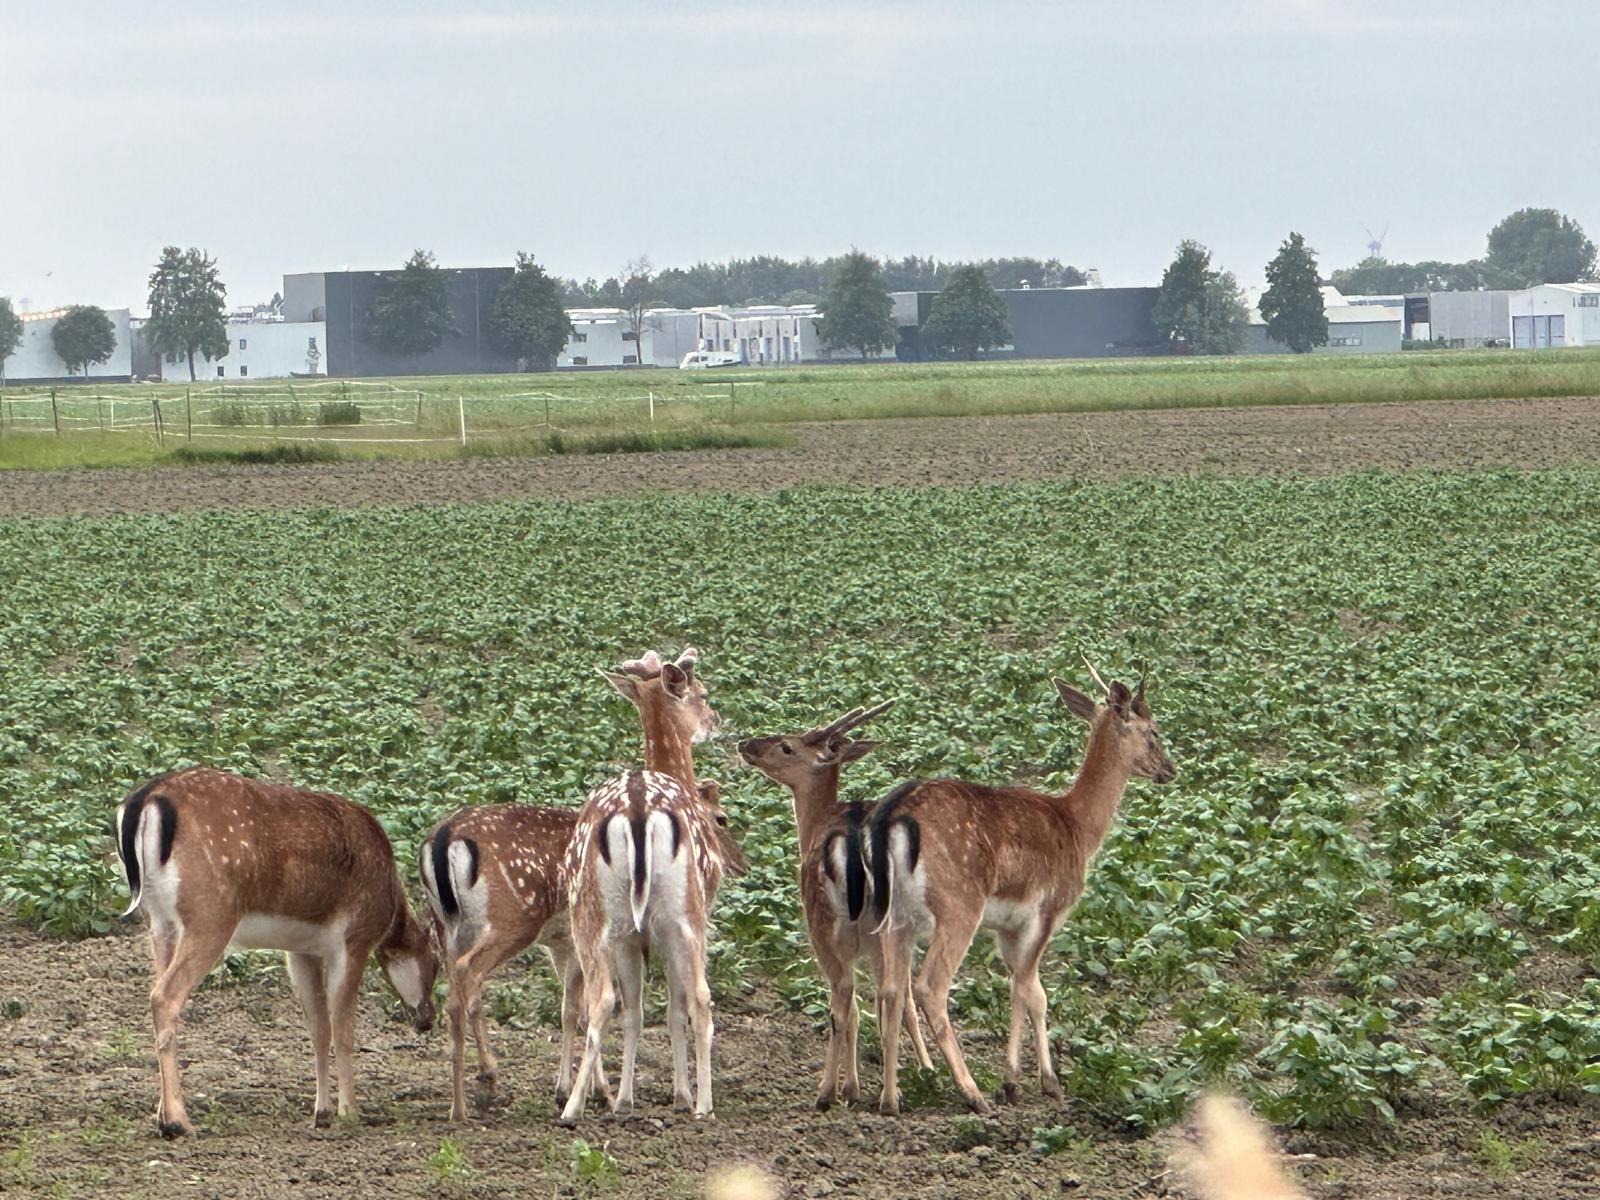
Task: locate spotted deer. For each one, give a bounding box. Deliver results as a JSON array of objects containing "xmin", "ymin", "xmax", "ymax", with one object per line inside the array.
[
  {"xmin": 420, "ymin": 654, "xmax": 744, "ymax": 1123},
  {"xmin": 737, "ymin": 702, "xmax": 935, "ymax": 1109},
  {"xmin": 867, "ymin": 665, "xmax": 1176, "ymax": 1114},
  {"xmin": 559, "ymin": 647, "xmax": 728, "ymax": 1122},
  {"xmin": 113, "ymin": 767, "xmax": 438, "ymax": 1137}
]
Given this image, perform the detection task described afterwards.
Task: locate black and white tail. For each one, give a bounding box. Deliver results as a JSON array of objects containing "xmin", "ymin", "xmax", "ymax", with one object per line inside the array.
[
  {"xmin": 866, "ymin": 782, "xmax": 921, "ymax": 933},
  {"xmin": 115, "ymin": 778, "xmax": 178, "ymax": 917}
]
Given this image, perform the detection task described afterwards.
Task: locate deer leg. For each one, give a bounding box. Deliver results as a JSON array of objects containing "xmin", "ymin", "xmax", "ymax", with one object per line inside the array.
[
  {"xmin": 667, "ymin": 920, "xmax": 715, "ymax": 1119},
  {"xmin": 559, "ymin": 937, "xmax": 614, "ymax": 1124},
  {"xmin": 904, "ymin": 996, "xmax": 935, "ymax": 1071},
  {"xmin": 811, "ymin": 933, "xmax": 853, "ymax": 1111},
  {"xmin": 913, "ymin": 908, "xmax": 990, "ymax": 1114},
  {"xmin": 326, "ymin": 944, "xmax": 365, "ymax": 1118},
  {"xmin": 874, "ymin": 927, "xmax": 909, "ymax": 1116},
  {"xmin": 1020, "ymin": 950, "xmax": 1058, "ymax": 1097},
  {"xmin": 611, "ymin": 941, "xmax": 645, "ymax": 1116},
  {"xmin": 286, "ymin": 952, "xmax": 334, "ymax": 1126},
  {"xmin": 666, "ymin": 966, "xmax": 693, "ymax": 1111},
  {"xmin": 149, "ymin": 923, "xmax": 232, "ymax": 1138}
]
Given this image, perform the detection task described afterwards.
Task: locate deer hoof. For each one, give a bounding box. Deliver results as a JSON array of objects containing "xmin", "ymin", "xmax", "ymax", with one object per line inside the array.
[
  {"xmin": 997, "ymin": 1082, "xmax": 1020, "ymax": 1105},
  {"xmin": 877, "ymin": 1096, "xmax": 900, "ymax": 1117},
  {"xmin": 815, "ymin": 1095, "xmax": 834, "ymax": 1112},
  {"xmin": 966, "ymin": 1095, "xmax": 993, "ymax": 1116},
  {"xmin": 157, "ymin": 1117, "xmax": 192, "ymax": 1139},
  {"xmin": 313, "ymin": 1108, "xmax": 335, "ymax": 1129},
  {"xmin": 1041, "ymin": 1075, "xmax": 1063, "ymax": 1100}
]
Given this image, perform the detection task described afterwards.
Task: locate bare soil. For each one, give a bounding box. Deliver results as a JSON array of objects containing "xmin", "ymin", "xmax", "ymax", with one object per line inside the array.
[
  {"xmin": 2, "ymin": 923, "xmax": 1597, "ymax": 1200},
  {"xmin": 4, "ymin": 396, "xmax": 1600, "ymax": 517}
]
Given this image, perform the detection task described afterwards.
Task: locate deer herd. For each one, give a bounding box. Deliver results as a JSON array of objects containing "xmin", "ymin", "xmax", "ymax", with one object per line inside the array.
[{"xmin": 113, "ymin": 647, "xmax": 1175, "ymax": 1136}]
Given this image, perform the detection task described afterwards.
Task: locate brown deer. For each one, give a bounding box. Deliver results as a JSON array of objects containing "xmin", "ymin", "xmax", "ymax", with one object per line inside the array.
[
  {"xmin": 737, "ymin": 702, "xmax": 934, "ymax": 1110},
  {"xmin": 866, "ymin": 665, "xmax": 1175, "ymax": 1114},
  {"xmin": 420, "ymin": 652, "xmax": 744, "ymax": 1123},
  {"xmin": 113, "ymin": 767, "xmax": 438, "ymax": 1137},
  {"xmin": 559, "ymin": 647, "xmax": 727, "ymax": 1122}
]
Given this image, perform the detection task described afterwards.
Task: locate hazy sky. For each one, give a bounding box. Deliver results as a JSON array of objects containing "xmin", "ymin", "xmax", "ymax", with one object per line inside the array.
[{"xmin": 7, "ymin": 0, "xmax": 1596, "ymax": 311}]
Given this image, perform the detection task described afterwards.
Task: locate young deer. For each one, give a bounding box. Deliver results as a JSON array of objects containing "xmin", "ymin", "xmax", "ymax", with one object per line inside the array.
[
  {"xmin": 114, "ymin": 767, "xmax": 438, "ymax": 1137},
  {"xmin": 737, "ymin": 702, "xmax": 934, "ymax": 1110},
  {"xmin": 559, "ymin": 647, "xmax": 728, "ymax": 1122},
  {"xmin": 867, "ymin": 666, "xmax": 1175, "ymax": 1114},
  {"xmin": 420, "ymin": 653, "xmax": 744, "ymax": 1123}
]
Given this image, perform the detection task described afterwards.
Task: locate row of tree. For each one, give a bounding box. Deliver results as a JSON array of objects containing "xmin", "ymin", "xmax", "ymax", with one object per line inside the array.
[{"xmin": 1331, "ymin": 208, "xmax": 1595, "ymax": 296}]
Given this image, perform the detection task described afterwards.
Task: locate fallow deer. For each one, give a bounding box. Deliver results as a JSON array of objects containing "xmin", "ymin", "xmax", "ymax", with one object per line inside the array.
[
  {"xmin": 420, "ymin": 652, "xmax": 744, "ymax": 1123},
  {"xmin": 114, "ymin": 767, "xmax": 438, "ymax": 1137},
  {"xmin": 559, "ymin": 647, "xmax": 728, "ymax": 1122},
  {"xmin": 867, "ymin": 665, "xmax": 1176, "ymax": 1114},
  {"xmin": 737, "ymin": 702, "xmax": 934, "ymax": 1110}
]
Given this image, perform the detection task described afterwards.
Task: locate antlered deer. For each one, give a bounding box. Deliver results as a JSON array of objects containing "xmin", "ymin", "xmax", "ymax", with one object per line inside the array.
[
  {"xmin": 738, "ymin": 702, "xmax": 934, "ymax": 1109},
  {"xmin": 560, "ymin": 648, "xmax": 728, "ymax": 1122},
  {"xmin": 420, "ymin": 651, "xmax": 743, "ymax": 1122},
  {"xmin": 867, "ymin": 665, "xmax": 1175, "ymax": 1113},
  {"xmin": 114, "ymin": 768, "xmax": 438, "ymax": 1136}
]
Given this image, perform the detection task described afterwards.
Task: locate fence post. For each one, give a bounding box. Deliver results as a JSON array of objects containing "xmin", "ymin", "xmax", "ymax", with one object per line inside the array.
[
  {"xmin": 458, "ymin": 395, "xmax": 467, "ymax": 446},
  {"xmin": 153, "ymin": 398, "xmax": 164, "ymax": 443},
  {"xmin": 95, "ymin": 395, "xmax": 105, "ymax": 431},
  {"xmin": 544, "ymin": 392, "xmax": 551, "ymax": 431},
  {"xmin": 415, "ymin": 391, "xmax": 423, "ymax": 430},
  {"xmin": 186, "ymin": 389, "xmax": 193, "ymax": 441},
  {"xmin": 51, "ymin": 389, "xmax": 61, "ymax": 437},
  {"xmin": 648, "ymin": 390, "xmax": 655, "ymax": 425}
]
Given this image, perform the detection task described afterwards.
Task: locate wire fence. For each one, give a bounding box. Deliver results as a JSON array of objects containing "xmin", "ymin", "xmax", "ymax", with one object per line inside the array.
[{"xmin": 0, "ymin": 380, "xmax": 768, "ymax": 447}]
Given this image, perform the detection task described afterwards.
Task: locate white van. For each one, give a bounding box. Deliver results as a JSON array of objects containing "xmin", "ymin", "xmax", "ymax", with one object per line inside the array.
[{"xmin": 678, "ymin": 350, "xmax": 743, "ymax": 370}]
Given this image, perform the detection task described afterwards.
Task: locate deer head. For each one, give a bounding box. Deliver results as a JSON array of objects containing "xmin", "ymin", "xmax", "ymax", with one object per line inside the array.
[
  {"xmin": 599, "ymin": 646, "xmax": 720, "ymax": 745},
  {"xmin": 738, "ymin": 701, "xmax": 893, "ymax": 788},
  {"xmin": 1054, "ymin": 664, "xmax": 1176, "ymax": 784},
  {"xmin": 377, "ymin": 906, "xmax": 441, "ymax": 1032}
]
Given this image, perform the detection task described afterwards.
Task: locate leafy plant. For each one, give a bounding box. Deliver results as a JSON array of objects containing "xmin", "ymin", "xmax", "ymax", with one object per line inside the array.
[
  {"xmin": 425, "ymin": 1137, "xmax": 472, "ymax": 1185},
  {"xmin": 569, "ymin": 1137, "xmax": 620, "ymax": 1187}
]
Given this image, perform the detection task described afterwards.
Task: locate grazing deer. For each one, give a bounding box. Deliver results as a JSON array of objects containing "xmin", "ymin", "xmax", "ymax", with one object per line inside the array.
[
  {"xmin": 420, "ymin": 654, "xmax": 744, "ymax": 1123},
  {"xmin": 867, "ymin": 665, "xmax": 1175, "ymax": 1114},
  {"xmin": 559, "ymin": 647, "xmax": 728, "ymax": 1122},
  {"xmin": 737, "ymin": 702, "xmax": 934, "ymax": 1110},
  {"xmin": 113, "ymin": 767, "xmax": 438, "ymax": 1137}
]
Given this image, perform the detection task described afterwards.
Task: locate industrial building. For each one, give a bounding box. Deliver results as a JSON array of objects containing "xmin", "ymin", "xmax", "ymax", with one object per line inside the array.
[
  {"xmin": 1507, "ymin": 282, "xmax": 1600, "ymax": 349},
  {"xmin": 2, "ymin": 307, "xmax": 134, "ymax": 384},
  {"xmin": 1426, "ymin": 290, "xmax": 1513, "ymax": 348},
  {"xmin": 1243, "ymin": 286, "xmax": 1404, "ymax": 355},
  {"xmin": 151, "ymin": 316, "xmax": 329, "ymax": 381}
]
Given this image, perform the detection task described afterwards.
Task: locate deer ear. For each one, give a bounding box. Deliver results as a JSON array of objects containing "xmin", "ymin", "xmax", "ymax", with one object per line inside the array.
[
  {"xmin": 660, "ymin": 661, "xmax": 690, "ymax": 698},
  {"xmin": 598, "ymin": 668, "xmax": 642, "ymax": 705},
  {"xmin": 1054, "ymin": 678, "xmax": 1097, "ymax": 722},
  {"xmin": 1107, "ymin": 680, "xmax": 1132, "ymax": 716},
  {"xmin": 839, "ymin": 739, "xmax": 880, "ymax": 763}
]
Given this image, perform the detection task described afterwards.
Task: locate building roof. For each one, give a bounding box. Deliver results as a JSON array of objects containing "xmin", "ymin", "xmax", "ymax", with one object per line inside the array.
[{"xmin": 1528, "ymin": 282, "xmax": 1600, "ymax": 294}]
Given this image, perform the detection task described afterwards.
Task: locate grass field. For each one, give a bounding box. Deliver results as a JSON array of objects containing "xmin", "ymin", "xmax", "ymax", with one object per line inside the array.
[
  {"xmin": 4, "ymin": 469, "xmax": 1600, "ymax": 1154},
  {"xmin": 5, "ymin": 347, "xmax": 1600, "ymax": 470}
]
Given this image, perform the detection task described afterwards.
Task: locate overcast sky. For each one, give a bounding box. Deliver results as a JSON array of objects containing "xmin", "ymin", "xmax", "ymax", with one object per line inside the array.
[{"xmin": 6, "ymin": 0, "xmax": 1596, "ymax": 311}]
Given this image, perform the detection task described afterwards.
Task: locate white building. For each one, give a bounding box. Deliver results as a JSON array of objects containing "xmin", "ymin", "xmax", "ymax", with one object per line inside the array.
[
  {"xmin": 557, "ymin": 304, "xmax": 832, "ymax": 368},
  {"xmin": 2, "ymin": 307, "xmax": 134, "ymax": 384},
  {"xmin": 1242, "ymin": 285, "xmax": 1403, "ymax": 355},
  {"xmin": 156, "ymin": 318, "xmax": 328, "ymax": 381},
  {"xmin": 1428, "ymin": 290, "xmax": 1514, "ymax": 348},
  {"xmin": 1507, "ymin": 283, "xmax": 1600, "ymax": 349}
]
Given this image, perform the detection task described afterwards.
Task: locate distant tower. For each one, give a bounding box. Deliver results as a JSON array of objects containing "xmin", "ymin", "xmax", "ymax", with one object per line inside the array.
[{"xmin": 1364, "ymin": 225, "xmax": 1389, "ymax": 259}]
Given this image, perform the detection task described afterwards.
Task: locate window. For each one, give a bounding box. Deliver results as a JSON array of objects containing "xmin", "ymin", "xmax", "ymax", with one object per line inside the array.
[
  {"xmin": 240, "ymin": 365, "xmax": 248, "ymax": 377},
  {"xmin": 621, "ymin": 331, "xmax": 638, "ymax": 342},
  {"xmin": 217, "ymin": 366, "xmax": 225, "ymax": 377},
  {"xmin": 571, "ymin": 331, "xmax": 588, "ymax": 343},
  {"xmin": 165, "ymin": 352, "xmax": 177, "ymax": 364},
  {"xmin": 622, "ymin": 354, "xmax": 638, "ymax": 365},
  {"xmin": 239, "ymin": 337, "xmax": 248, "ymax": 349},
  {"xmin": 1328, "ymin": 335, "xmax": 1363, "ymax": 347},
  {"xmin": 1575, "ymin": 294, "xmax": 1599, "ymax": 308},
  {"xmin": 571, "ymin": 356, "xmax": 588, "ymax": 366}
]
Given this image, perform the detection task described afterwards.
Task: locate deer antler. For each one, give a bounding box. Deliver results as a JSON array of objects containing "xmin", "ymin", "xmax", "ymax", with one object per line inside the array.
[
  {"xmin": 675, "ymin": 646, "xmax": 700, "ymax": 672},
  {"xmin": 617, "ymin": 650, "xmax": 663, "ymax": 678},
  {"xmin": 1134, "ymin": 662, "xmax": 1148, "ymax": 708},
  {"xmin": 801, "ymin": 699, "xmax": 895, "ymax": 745},
  {"xmin": 1079, "ymin": 652, "xmax": 1111, "ymax": 696}
]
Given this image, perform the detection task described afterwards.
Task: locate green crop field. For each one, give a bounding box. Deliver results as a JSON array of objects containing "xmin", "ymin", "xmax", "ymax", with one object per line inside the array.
[
  {"xmin": 4, "ymin": 469, "xmax": 1600, "ymax": 1133},
  {"xmin": 5, "ymin": 347, "xmax": 1600, "ymax": 470}
]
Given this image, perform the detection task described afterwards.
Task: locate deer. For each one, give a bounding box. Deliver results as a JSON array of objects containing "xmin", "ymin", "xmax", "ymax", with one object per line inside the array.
[
  {"xmin": 113, "ymin": 767, "xmax": 438, "ymax": 1137},
  {"xmin": 865, "ymin": 663, "xmax": 1176, "ymax": 1114},
  {"xmin": 559, "ymin": 647, "xmax": 728, "ymax": 1122},
  {"xmin": 737, "ymin": 701, "xmax": 935, "ymax": 1110},
  {"xmin": 419, "ymin": 654, "xmax": 745, "ymax": 1123}
]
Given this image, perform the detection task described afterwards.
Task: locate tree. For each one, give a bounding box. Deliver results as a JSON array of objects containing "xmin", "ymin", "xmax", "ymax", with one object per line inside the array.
[
  {"xmin": 488, "ymin": 252, "xmax": 573, "ymax": 371},
  {"xmin": 617, "ymin": 256, "xmax": 656, "ymax": 366},
  {"xmin": 816, "ymin": 249, "xmax": 897, "ymax": 359},
  {"xmin": 370, "ymin": 249, "xmax": 454, "ymax": 358},
  {"xmin": 51, "ymin": 305, "xmax": 117, "ymax": 376},
  {"xmin": 918, "ymin": 266, "xmax": 1011, "ymax": 359},
  {"xmin": 1330, "ymin": 255, "xmax": 1488, "ymax": 295},
  {"xmin": 1152, "ymin": 240, "xmax": 1247, "ymax": 355},
  {"xmin": 1485, "ymin": 208, "xmax": 1596, "ymax": 287},
  {"xmin": 143, "ymin": 246, "xmax": 229, "ymax": 381},
  {"xmin": 0, "ymin": 297, "xmax": 22, "ymax": 386},
  {"xmin": 1258, "ymin": 232, "xmax": 1328, "ymax": 354}
]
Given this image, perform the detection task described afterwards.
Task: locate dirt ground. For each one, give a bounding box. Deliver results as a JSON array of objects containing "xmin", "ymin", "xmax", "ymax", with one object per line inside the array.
[
  {"xmin": 2, "ymin": 923, "xmax": 1596, "ymax": 1200},
  {"xmin": 3, "ymin": 396, "xmax": 1600, "ymax": 517}
]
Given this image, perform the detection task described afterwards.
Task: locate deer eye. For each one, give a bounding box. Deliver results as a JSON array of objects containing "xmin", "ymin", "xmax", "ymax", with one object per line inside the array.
[{"xmin": 780, "ymin": 744, "xmax": 793, "ymax": 755}]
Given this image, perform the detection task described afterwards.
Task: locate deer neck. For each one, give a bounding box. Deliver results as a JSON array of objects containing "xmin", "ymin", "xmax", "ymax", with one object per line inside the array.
[
  {"xmin": 640, "ymin": 701, "xmax": 697, "ymax": 792},
  {"xmin": 1056, "ymin": 715, "xmax": 1133, "ymax": 859},
  {"xmin": 788, "ymin": 765, "xmax": 844, "ymax": 854}
]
